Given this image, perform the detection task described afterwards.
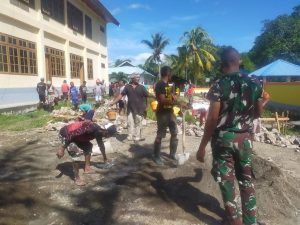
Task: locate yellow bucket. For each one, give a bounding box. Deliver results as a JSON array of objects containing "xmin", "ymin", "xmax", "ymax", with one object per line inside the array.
[{"xmin": 150, "ymin": 101, "xmax": 158, "ymax": 112}]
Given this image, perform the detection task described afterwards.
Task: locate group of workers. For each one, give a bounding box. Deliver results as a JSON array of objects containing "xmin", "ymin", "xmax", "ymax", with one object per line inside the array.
[
  {"xmin": 36, "ymin": 78, "xmax": 106, "ymax": 110},
  {"xmin": 55, "ymin": 46, "xmax": 268, "ymax": 225}
]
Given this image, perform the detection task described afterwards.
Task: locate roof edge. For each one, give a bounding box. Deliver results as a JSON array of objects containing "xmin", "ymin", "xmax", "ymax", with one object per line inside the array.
[{"xmin": 83, "ymin": 0, "xmax": 120, "ymax": 26}]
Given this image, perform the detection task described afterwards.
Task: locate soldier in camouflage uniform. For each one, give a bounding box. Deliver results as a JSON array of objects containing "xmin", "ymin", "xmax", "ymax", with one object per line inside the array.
[{"xmin": 196, "ymin": 47, "xmax": 265, "ymax": 225}]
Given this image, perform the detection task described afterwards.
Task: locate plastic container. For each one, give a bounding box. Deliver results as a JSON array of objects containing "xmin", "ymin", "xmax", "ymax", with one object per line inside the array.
[
  {"xmin": 150, "ymin": 101, "xmax": 158, "ymax": 112},
  {"xmin": 107, "ymin": 111, "xmax": 117, "ymax": 120}
]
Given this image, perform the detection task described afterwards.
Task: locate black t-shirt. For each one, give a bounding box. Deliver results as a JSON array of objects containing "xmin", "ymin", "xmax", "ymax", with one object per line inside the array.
[
  {"xmin": 155, "ymin": 80, "xmax": 173, "ymax": 113},
  {"xmin": 37, "ymin": 82, "xmax": 46, "ymax": 95},
  {"xmin": 121, "ymin": 84, "xmax": 148, "ymax": 116}
]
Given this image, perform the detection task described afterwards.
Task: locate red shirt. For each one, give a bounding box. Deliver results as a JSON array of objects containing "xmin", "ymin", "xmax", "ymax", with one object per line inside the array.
[{"xmin": 61, "ymin": 83, "xmax": 70, "ymax": 93}]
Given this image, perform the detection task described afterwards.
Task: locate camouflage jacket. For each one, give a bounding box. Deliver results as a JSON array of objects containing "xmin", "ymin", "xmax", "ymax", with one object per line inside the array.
[{"xmin": 207, "ymin": 72, "xmax": 262, "ymax": 133}]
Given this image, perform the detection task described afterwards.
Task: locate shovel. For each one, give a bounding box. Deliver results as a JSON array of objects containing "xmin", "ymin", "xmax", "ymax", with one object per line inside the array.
[{"xmin": 177, "ymin": 109, "xmax": 190, "ymax": 165}]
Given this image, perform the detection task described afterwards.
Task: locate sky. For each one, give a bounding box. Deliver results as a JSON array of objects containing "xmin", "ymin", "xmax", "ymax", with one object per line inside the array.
[{"xmin": 101, "ymin": 0, "xmax": 299, "ymax": 66}]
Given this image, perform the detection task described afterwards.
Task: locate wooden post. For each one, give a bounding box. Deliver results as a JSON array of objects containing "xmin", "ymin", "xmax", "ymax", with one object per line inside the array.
[{"xmin": 275, "ymin": 112, "xmax": 281, "ymax": 133}]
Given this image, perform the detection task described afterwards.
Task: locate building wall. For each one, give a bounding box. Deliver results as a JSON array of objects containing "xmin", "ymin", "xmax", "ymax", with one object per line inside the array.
[
  {"xmin": 265, "ymin": 82, "xmax": 300, "ymax": 107},
  {"xmin": 0, "ymin": 0, "xmax": 110, "ymax": 106}
]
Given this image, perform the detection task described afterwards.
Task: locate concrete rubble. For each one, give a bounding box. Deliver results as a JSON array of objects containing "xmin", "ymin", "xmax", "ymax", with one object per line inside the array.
[
  {"xmin": 45, "ymin": 104, "xmax": 300, "ymax": 152},
  {"xmin": 255, "ymin": 126, "xmax": 300, "ymax": 150}
]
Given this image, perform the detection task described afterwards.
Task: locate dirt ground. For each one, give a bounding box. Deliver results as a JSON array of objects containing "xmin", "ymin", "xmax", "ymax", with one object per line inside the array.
[{"xmin": 0, "ymin": 123, "xmax": 299, "ymax": 225}]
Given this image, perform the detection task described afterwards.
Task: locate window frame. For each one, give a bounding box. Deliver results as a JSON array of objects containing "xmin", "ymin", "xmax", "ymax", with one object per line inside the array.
[
  {"xmin": 45, "ymin": 46, "xmax": 65, "ymax": 77},
  {"xmin": 17, "ymin": 0, "xmax": 35, "ymax": 9},
  {"xmin": 87, "ymin": 58, "xmax": 93, "ymax": 79},
  {"xmin": 67, "ymin": 2, "xmax": 83, "ymax": 34},
  {"xmin": 0, "ymin": 33, "xmax": 37, "ymax": 75},
  {"xmin": 70, "ymin": 53, "xmax": 83, "ymax": 79},
  {"xmin": 85, "ymin": 15, "xmax": 92, "ymax": 40},
  {"xmin": 41, "ymin": 0, "xmax": 65, "ymax": 24}
]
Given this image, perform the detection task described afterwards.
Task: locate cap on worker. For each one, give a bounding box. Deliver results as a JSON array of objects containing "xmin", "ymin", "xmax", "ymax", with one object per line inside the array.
[{"xmin": 104, "ymin": 123, "xmax": 117, "ymax": 136}]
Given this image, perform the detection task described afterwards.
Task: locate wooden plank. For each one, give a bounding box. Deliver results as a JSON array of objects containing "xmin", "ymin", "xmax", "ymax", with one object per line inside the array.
[
  {"xmin": 260, "ymin": 117, "xmax": 289, "ymax": 121},
  {"xmin": 275, "ymin": 112, "xmax": 281, "ymax": 133}
]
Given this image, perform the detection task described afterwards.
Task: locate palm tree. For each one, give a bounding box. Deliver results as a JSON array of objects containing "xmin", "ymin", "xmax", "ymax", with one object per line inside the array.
[
  {"xmin": 182, "ymin": 27, "xmax": 215, "ymax": 85},
  {"xmin": 141, "ymin": 33, "xmax": 169, "ymax": 78}
]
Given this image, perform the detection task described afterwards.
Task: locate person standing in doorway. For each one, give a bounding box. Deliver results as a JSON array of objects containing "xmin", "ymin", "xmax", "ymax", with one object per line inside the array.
[
  {"xmin": 36, "ymin": 77, "xmax": 46, "ymax": 106},
  {"xmin": 61, "ymin": 80, "xmax": 69, "ymax": 101},
  {"xmin": 79, "ymin": 81, "xmax": 88, "ymax": 103},
  {"xmin": 196, "ymin": 47, "xmax": 265, "ymax": 225}
]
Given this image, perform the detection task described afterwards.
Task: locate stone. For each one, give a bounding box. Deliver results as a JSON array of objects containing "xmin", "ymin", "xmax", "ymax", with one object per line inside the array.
[
  {"xmin": 293, "ymin": 138, "xmax": 300, "ymax": 146},
  {"xmin": 264, "ymin": 132, "xmax": 277, "ymax": 144}
]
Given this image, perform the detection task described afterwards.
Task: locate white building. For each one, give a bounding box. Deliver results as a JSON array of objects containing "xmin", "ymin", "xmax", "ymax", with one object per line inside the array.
[{"xmin": 0, "ymin": 0, "xmax": 119, "ymax": 107}]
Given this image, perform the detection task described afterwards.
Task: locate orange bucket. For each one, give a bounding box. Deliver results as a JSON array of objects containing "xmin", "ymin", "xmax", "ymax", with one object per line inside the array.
[
  {"xmin": 107, "ymin": 111, "xmax": 117, "ymax": 120},
  {"xmin": 150, "ymin": 101, "xmax": 158, "ymax": 112}
]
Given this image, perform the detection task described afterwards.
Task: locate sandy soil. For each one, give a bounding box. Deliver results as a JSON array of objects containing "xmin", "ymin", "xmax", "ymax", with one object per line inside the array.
[{"xmin": 0, "ymin": 124, "xmax": 299, "ymax": 225}]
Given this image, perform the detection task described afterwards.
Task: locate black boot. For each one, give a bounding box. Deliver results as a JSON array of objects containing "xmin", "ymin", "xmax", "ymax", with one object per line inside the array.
[
  {"xmin": 169, "ymin": 137, "xmax": 178, "ymax": 160},
  {"xmin": 153, "ymin": 142, "xmax": 163, "ymax": 165}
]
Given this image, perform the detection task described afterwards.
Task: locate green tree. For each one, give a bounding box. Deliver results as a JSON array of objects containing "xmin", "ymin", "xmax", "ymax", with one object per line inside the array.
[
  {"xmin": 166, "ymin": 46, "xmax": 190, "ymax": 80},
  {"xmin": 240, "ymin": 53, "xmax": 256, "ymax": 72},
  {"xmin": 250, "ymin": 5, "xmax": 300, "ymax": 66},
  {"xmin": 109, "ymin": 72, "xmax": 129, "ymax": 83},
  {"xmin": 181, "ymin": 27, "xmax": 215, "ymax": 85},
  {"xmin": 141, "ymin": 33, "xmax": 170, "ymax": 77}
]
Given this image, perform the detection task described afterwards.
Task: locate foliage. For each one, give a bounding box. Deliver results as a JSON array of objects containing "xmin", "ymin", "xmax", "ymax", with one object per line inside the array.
[
  {"xmin": 184, "ymin": 110, "xmax": 197, "ymax": 124},
  {"xmin": 109, "ymin": 72, "xmax": 129, "ymax": 83},
  {"xmin": 166, "ymin": 46, "xmax": 190, "ymax": 80},
  {"xmin": 181, "ymin": 27, "xmax": 216, "ymax": 84},
  {"xmin": 0, "ymin": 110, "xmax": 50, "ymax": 131},
  {"xmin": 250, "ymin": 5, "xmax": 300, "ymax": 67},
  {"xmin": 139, "ymin": 61, "xmax": 159, "ymax": 79},
  {"xmin": 240, "ymin": 53, "xmax": 256, "ymax": 72},
  {"xmin": 141, "ymin": 33, "xmax": 170, "ymax": 77}
]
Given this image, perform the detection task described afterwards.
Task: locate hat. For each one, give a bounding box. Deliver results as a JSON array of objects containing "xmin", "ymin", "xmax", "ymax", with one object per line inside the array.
[{"xmin": 104, "ymin": 123, "xmax": 117, "ymax": 136}]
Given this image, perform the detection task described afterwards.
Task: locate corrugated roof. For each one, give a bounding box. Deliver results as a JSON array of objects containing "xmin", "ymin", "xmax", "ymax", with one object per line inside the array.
[
  {"xmin": 249, "ymin": 59, "xmax": 300, "ymax": 77},
  {"xmin": 83, "ymin": 0, "xmax": 120, "ymax": 26}
]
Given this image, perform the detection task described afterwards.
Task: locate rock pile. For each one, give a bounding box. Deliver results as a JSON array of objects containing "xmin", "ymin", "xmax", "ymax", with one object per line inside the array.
[
  {"xmin": 51, "ymin": 107, "xmax": 77, "ymax": 117},
  {"xmin": 255, "ymin": 126, "xmax": 300, "ymax": 150}
]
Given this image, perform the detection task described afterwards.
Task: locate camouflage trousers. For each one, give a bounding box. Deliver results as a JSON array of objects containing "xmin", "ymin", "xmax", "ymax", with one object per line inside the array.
[{"xmin": 211, "ymin": 131, "xmax": 257, "ymax": 225}]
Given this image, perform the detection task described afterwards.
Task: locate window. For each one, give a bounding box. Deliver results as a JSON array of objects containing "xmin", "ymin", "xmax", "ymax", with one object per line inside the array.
[
  {"xmin": 85, "ymin": 15, "xmax": 92, "ymax": 39},
  {"xmin": 87, "ymin": 58, "xmax": 93, "ymax": 79},
  {"xmin": 100, "ymin": 25, "xmax": 105, "ymax": 33},
  {"xmin": 70, "ymin": 53, "xmax": 83, "ymax": 78},
  {"xmin": 101, "ymin": 63, "xmax": 105, "ymax": 68},
  {"xmin": 45, "ymin": 46, "xmax": 65, "ymax": 77},
  {"xmin": 101, "ymin": 54, "xmax": 107, "ymax": 59},
  {"xmin": 17, "ymin": 0, "xmax": 35, "ymax": 8},
  {"xmin": 0, "ymin": 33, "xmax": 37, "ymax": 75},
  {"xmin": 67, "ymin": 2, "xmax": 83, "ymax": 34},
  {"xmin": 0, "ymin": 45, "xmax": 8, "ymax": 73},
  {"xmin": 41, "ymin": 0, "xmax": 64, "ymax": 24}
]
